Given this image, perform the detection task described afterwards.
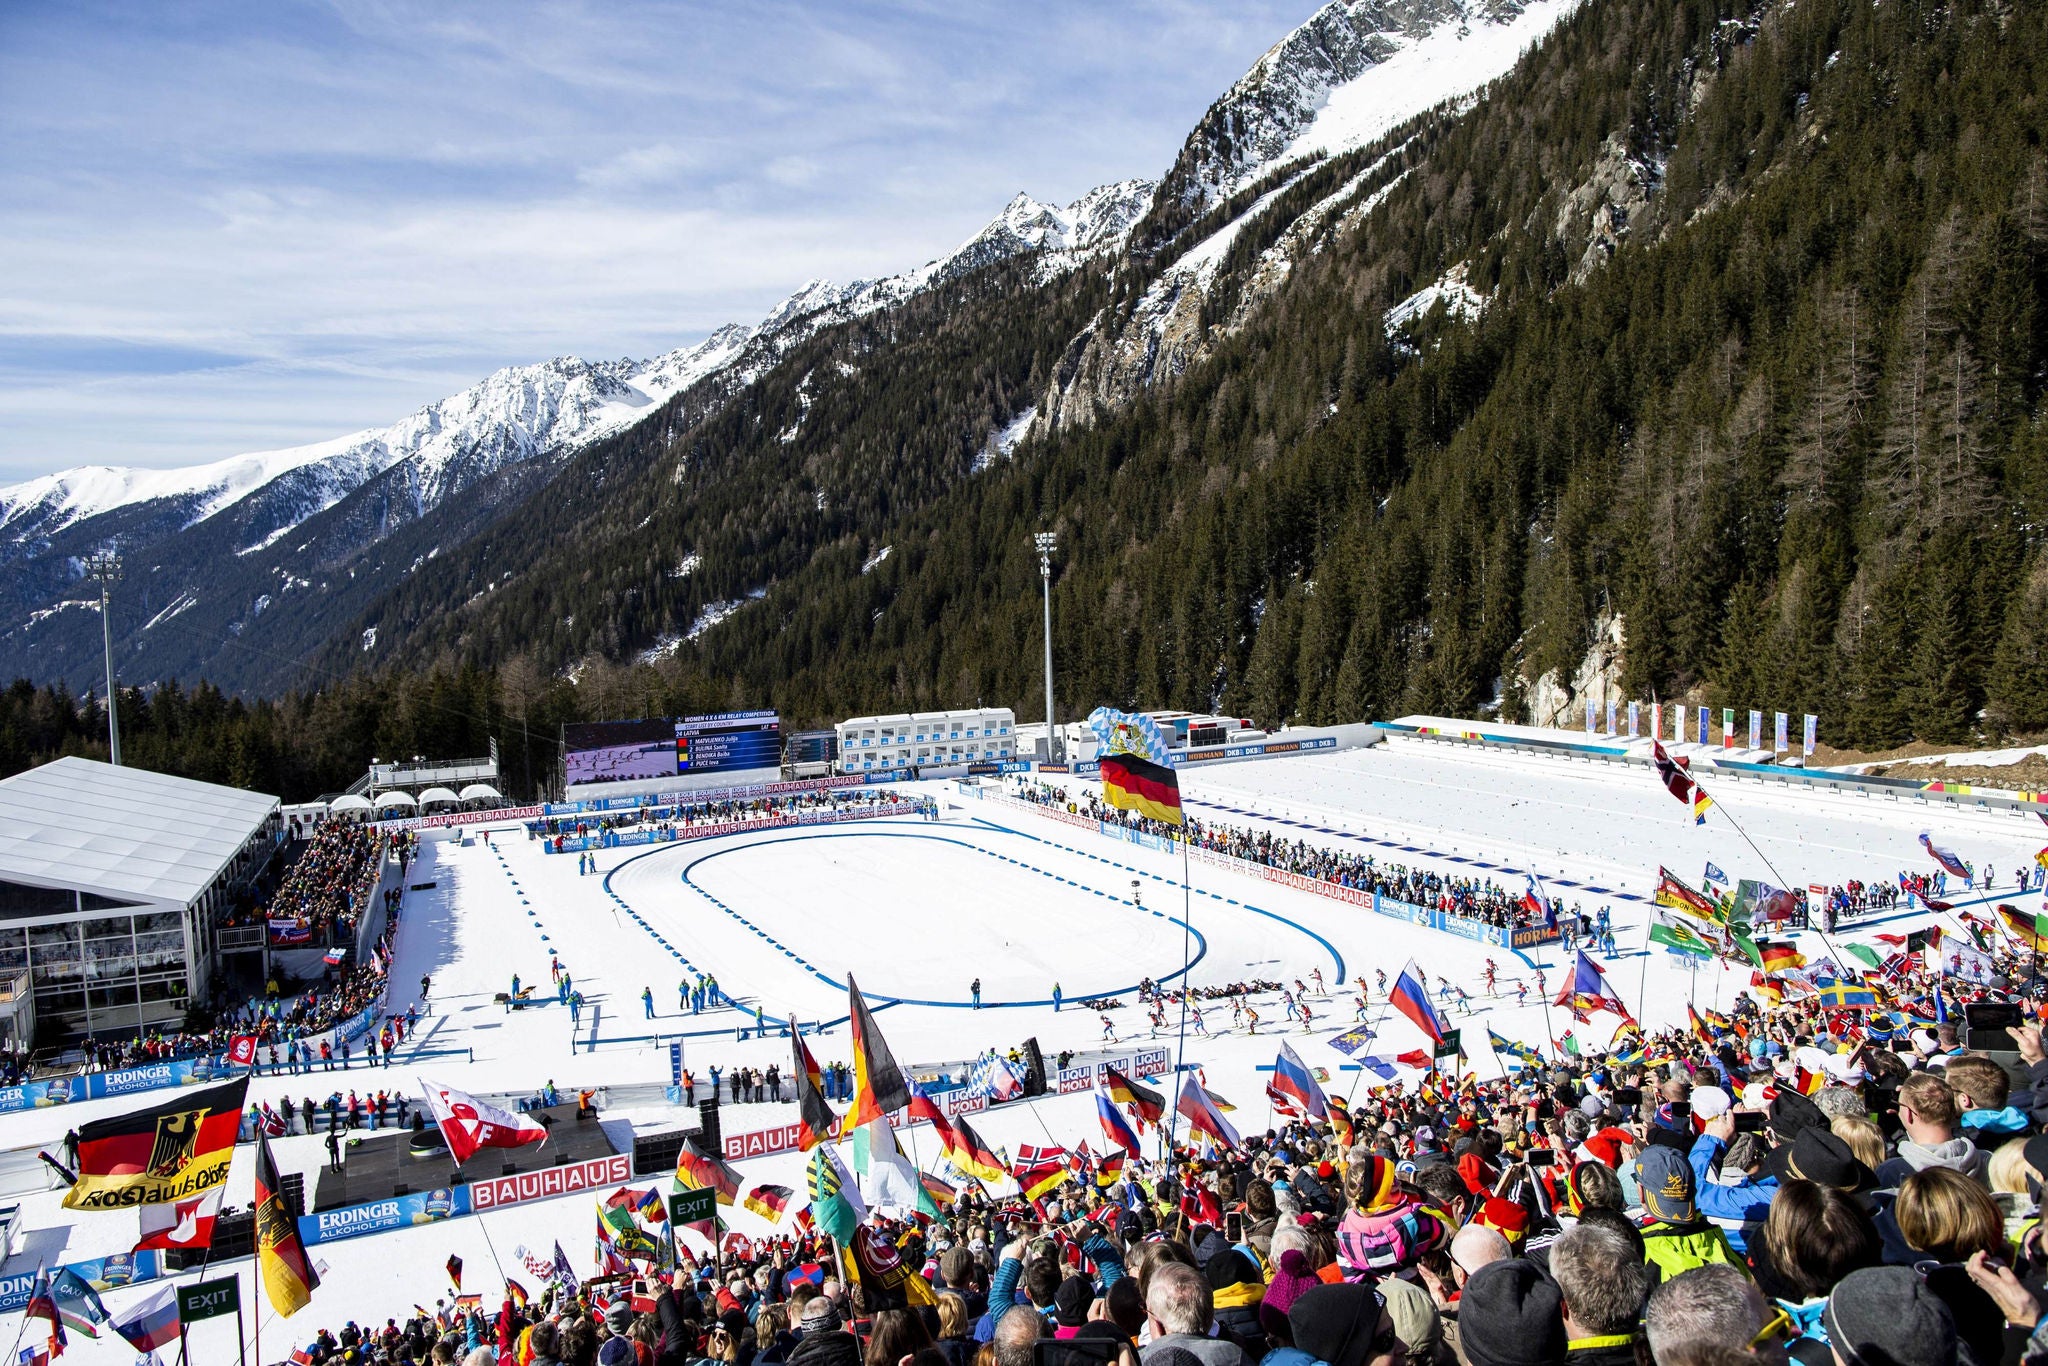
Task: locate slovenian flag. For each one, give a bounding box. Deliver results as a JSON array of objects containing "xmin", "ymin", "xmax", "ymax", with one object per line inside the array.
[
  {"xmin": 1271, "ymin": 1043, "xmax": 1328, "ymax": 1119},
  {"xmin": 1919, "ymin": 831, "xmax": 1971, "ymax": 880},
  {"xmin": 110, "ymin": 1283, "xmax": 180, "ymax": 1354},
  {"xmin": 1096, "ymin": 1092, "xmax": 1142, "ymax": 1157},
  {"xmin": 1389, "ymin": 959, "xmax": 1448, "ymax": 1044}
]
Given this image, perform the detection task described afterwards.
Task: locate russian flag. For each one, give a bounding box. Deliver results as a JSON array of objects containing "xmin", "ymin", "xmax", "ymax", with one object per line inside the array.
[
  {"xmin": 110, "ymin": 1283, "xmax": 180, "ymax": 1354},
  {"xmin": 1919, "ymin": 831, "xmax": 1971, "ymax": 880},
  {"xmin": 1520, "ymin": 875, "xmax": 1545, "ymax": 921},
  {"xmin": 1174, "ymin": 1073, "xmax": 1242, "ymax": 1149},
  {"xmin": 1096, "ymin": 1093, "xmax": 1142, "ymax": 1157},
  {"xmin": 1271, "ymin": 1043, "xmax": 1328, "ymax": 1119},
  {"xmin": 1389, "ymin": 959, "xmax": 1447, "ymax": 1044}
]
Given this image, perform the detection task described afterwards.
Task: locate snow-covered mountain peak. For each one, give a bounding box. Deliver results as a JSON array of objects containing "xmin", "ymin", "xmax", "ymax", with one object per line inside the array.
[{"xmin": 1153, "ymin": 0, "xmax": 1564, "ymax": 223}]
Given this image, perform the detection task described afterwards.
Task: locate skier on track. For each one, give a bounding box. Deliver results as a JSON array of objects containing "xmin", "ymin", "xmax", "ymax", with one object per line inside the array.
[
  {"xmin": 1311, "ymin": 968, "xmax": 1325, "ymax": 994},
  {"xmin": 1192, "ymin": 1007, "xmax": 1209, "ymax": 1037},
  {"xmin": 1354, "ymin": 993, "xmax": 1370, "ymax": 1022},
  {"xmin": 1375, "ymin": 969, "xmax": 1388, "ymax": 995},
  {"xmin": 1516, "ymin": 980, "xmax": 1529, "ymax": 1006},
  {"xmin": 1244, "ymin": 1005, "xmax": 1260, "ymax": 1035},
  {"xmin": 1483, "ymin": 960, "xmax": 1497, "ymax": 993},
  {"xmin": 1101, "ymin": 1014, "xmax": 1117, "ymax": 1044}
]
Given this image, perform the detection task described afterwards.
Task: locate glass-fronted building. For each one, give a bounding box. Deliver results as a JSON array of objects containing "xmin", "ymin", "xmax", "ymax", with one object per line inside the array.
[{"xmin": 0, "ymin": 757, "xmax": 279, "ymax": 1040}]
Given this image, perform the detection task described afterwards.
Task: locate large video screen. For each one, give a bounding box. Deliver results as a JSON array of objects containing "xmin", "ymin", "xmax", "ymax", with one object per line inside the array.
[{"xmin": 563, "ymin": 711, "xmax": 780, "ymax": 785}]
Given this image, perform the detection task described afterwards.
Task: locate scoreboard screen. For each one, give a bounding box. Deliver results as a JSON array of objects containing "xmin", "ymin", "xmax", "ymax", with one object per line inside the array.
[
  {"xmin": 675, "ymin": 711, "xmax": 781, "ymax": 775},
  {"xmin": 564, "ymin": 710, "xmax": 780, "ymax": 785}
]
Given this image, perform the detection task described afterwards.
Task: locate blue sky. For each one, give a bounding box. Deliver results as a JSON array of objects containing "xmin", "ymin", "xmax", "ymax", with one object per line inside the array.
[{"xmin": 0, "ymin": 0, "xmax": 1320, "ymax": 483}]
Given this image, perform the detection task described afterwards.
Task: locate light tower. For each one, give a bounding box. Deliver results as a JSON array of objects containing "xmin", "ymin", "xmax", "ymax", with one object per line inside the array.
[
  {"xmin": 1033, "ymin": 531, "xmax": 1059, "ymax": 763},
  {"xmin": 85, "ymin": 550, "xmax": 122, "ymax": 766}
]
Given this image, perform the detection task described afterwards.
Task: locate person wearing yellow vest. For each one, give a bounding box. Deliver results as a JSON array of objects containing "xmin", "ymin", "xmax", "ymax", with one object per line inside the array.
[{"xmin": 1634, "ymin": 1146, "xmax": 1744, "ymax": 1280}]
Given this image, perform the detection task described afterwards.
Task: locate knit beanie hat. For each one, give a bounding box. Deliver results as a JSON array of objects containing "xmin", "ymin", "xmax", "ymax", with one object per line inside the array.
[
  {"xmin": 1823, "ymin": 1267, "xmax": 1957, "ymax": 1366},
  {"xmin": 1474, "ymin": 1196, "xmax": 1529, "ymax": 1247},
  {"xmin": 1288, "ymin": 1283, "xmax": 1386, "ymax": 1366},
  {"xmin": 1458, "ymin": 1260, "xmax": 1566, "ymax": 1366},
  {"xmin": 1259, "ymin": 1249, "xmax": 1321, "ymax": 1339}
]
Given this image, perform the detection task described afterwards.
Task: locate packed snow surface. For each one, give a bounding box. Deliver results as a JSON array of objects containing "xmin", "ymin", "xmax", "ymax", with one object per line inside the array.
[{"xmin": 4, "ymin": 735, "xmax": 2038, "ymax": 1359}]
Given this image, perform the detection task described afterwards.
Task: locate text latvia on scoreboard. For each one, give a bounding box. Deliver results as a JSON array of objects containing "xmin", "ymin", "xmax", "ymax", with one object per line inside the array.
[{"xmin": 676, "ymin": 710, "xmax": 780, "ymax": 773}]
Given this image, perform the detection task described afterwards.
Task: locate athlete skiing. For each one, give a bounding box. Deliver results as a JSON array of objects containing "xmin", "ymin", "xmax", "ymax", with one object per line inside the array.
[
  {"xmin": 1483, "ymin": 960, "xmax": 1497, "ymax": 993},
  {"xmin": 1101, "ymin": 1014, "xmax": 1117, "ymax": 1044},
  {"xmin": 1310, "ymin": 968, "xmax": 1325, "ymax": 994}
]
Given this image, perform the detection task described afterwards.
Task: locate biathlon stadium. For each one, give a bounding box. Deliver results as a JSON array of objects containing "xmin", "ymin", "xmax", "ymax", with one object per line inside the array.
[{"xmin": 0, "ymin": 713, "xmax": 2043, "ymax": 1364}]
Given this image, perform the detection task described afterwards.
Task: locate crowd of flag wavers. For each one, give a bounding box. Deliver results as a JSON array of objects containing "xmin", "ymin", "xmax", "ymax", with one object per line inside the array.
[{"xmin": 21, "ymin": 712, "xmax": 2048, "ymax": 1366}]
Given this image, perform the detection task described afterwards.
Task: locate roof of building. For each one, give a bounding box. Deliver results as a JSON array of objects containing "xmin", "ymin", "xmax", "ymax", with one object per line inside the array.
[{"xmin": 0, "ymin": 757, "xmax": 278, "ymax": 908}]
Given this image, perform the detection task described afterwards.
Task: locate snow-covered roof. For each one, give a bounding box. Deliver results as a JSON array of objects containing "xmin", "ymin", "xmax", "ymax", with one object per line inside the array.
[{"xmin": 0, "ymin": 756, "xmax": 277, "ymax": 908}]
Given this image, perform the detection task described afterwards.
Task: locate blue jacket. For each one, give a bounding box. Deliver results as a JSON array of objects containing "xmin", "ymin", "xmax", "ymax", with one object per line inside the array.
[{"xmin": 1688, "ymin": 1134, "xmax": 1777, "ymax": 1248}]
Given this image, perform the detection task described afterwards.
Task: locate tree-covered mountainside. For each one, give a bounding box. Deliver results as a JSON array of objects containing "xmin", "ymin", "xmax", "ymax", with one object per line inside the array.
[
  {"xmin": 351, "ymin": 0, "xmax": 2048, "ymax": 738},
  {"xmin": 7, "ymin": 0, "xmax": 2046, "ymax": 800}
]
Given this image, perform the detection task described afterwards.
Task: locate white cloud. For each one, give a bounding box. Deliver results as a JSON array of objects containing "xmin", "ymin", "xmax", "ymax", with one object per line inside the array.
[{"xmin": 0, "ymin": 0, "xmax": 1326, "ymax": 479}]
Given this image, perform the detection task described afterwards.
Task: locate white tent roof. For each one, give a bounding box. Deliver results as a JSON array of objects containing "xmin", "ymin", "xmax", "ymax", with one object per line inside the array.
[
  {"xmin": 416, "ymin": 787, "xmax": 460, "ymax": 807},
  {"xmin": 0, "ymin": 756, "xmax": 277, "ymax": 908},
  {"xmin": 373, "ymin": 790, "xmax": 417, "ymax": 809},
  {"xmin": 458, "ymin": 783, "xmax": 501, "ymax": 802},
  {"xmin": 329, "ymin": 794, "xmax": 373, "ymax": 813}
]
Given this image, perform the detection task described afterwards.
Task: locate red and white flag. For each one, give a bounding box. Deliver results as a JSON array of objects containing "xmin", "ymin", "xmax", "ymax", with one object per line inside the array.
[
  {"xmin": 420, "ymin": 1078, "xmax": 547, "ymax": 1164},
  {"xmin": 227, "ymin": 1035, "xmax": 259, "ymax": 1068},
  {"xmin": 134, "ymin": 1187, "xmax": 222, "ymax": 1253}
]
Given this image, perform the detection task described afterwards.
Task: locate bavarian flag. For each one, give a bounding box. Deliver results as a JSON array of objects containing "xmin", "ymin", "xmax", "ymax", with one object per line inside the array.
[
  {"xmin": 254, "ymin": 1130, "xmax": 319, "ymax": 1317},
  {"xmin": 62, "ymin": 1073, "xmax": 248, "ymax": 1211},
  {"xmin": 1099, "ymin": 751, "xmax": 1183, "ymax": 826}
]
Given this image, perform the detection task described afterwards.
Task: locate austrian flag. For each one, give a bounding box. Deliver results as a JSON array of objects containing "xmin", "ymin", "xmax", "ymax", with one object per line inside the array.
[{"xmin": 419, "ymin": 1078, "xmax": 548, "ymax": 1164}]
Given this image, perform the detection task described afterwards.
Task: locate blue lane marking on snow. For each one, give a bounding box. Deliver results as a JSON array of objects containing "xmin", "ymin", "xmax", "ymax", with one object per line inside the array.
[
  {"xmin": 606, "ymin": 828, "xmax": 1211, "ymax": 1010},
  {"xmin": 962, "ymin": 816, "xmax": 1346, "ymax": 986}
]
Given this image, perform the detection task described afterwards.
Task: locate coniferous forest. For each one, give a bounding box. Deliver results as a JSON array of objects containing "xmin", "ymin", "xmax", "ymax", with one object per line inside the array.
[{"xmin": 5, "ymin": 0, "xmax": 2046, "ymax": 801}]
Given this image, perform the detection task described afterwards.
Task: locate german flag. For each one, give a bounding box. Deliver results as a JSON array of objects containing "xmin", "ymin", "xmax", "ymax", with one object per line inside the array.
[
  {"xmin": 1103, "ymin": 1067, "xmax": 1163, "ymax": 1126},
  {"xmin": 1757, "ymin": 941, "xmax": 1806, "ymax": 976},
  {"xmin": 1100, "ymin": 752, "xmax": 1183, "ymax": 826},
  {"xmin": 62, "ymin": 1073, "xmax": 248, "ymax": 1211},
  {"xmin": 1687, "ymin": 1005, "xmax": 1714, "ymax": 1046},
  {"xmin": 1094, "ymin": 1150, "xmax": 1127, "ymax": 1188},
  {"xmin": 254, "ymin": 1131, "xmax": 318, "ymax": 1317},
  {"xmin": 1019, "ymin": 1162, "xmax": 1070, "ymax": 1202},
  {"xmin": 941, "ymin": 1114, "xmax": 1008, "ymax": 1184},
  {"xmin": 743, "ymin": 1184, "xmax": 793, "ymax": 1223},
  {"xmin": 675, "ymin": 1136, "xmax": 742, "ymax": 1205},
  {"xmin": 791, "ymin": 1018, "xmax": 837, "ymax": 1150},
  {"xmin": 1996, "ymin": 903, "xmax": 2048, "ymax": 952},
  {"xmin": 1326, "ymin": 1098, "xmax": 1354, "ymax": 1149},
  {"xmin": 920, "ymin": 1172, "xmax": 958, "ymax": 1210},
  {"xmin": 845, "ymin": 974, "xmax": 910, "ymax": 1130}
]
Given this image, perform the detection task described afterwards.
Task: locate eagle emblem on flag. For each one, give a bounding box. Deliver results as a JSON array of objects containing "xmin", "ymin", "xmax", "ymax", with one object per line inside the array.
[{"xmin": 146, "ymin": 1107, "xmax": 211, "ymax": 1179}]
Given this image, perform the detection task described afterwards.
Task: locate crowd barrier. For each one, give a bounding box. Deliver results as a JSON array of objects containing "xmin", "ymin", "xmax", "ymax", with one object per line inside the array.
[
  {"xmin": 541, "ymin": 775, "xmax": 866, "ymax": 819},
  {"xmin": 978, "ymin": 791, "xmax": 1558, "ymax": 952},
  {"xmin": 0, "ymin": 1251, "xmax": 162, "ymax": 1313},
  {"xmin": 538, "ymin": 801, "xmax": 929, "ymax": 854}
]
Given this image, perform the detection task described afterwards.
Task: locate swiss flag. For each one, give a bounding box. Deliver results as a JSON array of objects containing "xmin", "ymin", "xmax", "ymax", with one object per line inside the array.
[
  {"xmin": 134, "ymin": 1187, "xmax": 222, "ymax": 1252},
  {"xmin": 227, "ymin": 1035, "xmax": 259, "ymax": 1068},
  {"xmin": 420, "ymin": 1078, "xmax": 547, "ymax": 1164}
]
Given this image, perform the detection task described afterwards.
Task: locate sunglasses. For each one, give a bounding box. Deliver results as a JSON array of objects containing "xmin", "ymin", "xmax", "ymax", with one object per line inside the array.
[{"xmin": 1749, "ymin": 1306, "xmax": 1794, "ymax": 1349}]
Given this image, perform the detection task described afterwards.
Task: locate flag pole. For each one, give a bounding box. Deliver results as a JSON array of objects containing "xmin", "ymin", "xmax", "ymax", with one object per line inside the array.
[
  {"xmin": 5, "ymin": 1258, "xmax": 43, "ymax": 1364},
  {"xmin": 251, "ymin": 1260, "xmax": 260, "ymax": 1366},
  {"xmin": 1165, "ymin": 826, "xmax": 1195, "ymax": 1163}
]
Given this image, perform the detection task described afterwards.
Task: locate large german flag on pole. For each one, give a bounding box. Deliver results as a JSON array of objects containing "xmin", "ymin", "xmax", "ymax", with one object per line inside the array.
[
  {"xmin": 254, "ymin": 1130, "xmax": 318, "ymax": 1317},
  {"xmin": 1099, "ymin": 751, "xmax": 1183, "ymax": 826},
  {"xmin": 62, "ymin": 1073, "xmax": 248, "ymax": 1211},
  {"xmin": 845, "ymin": 974, "xmax": 910, "ymax": 1129}
]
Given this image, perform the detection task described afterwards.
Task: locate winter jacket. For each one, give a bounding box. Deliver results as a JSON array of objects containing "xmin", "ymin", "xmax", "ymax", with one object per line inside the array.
[
  {"xmin": 786, "ymin": 1329, "xmax": 862, "ymax": 1366},
  {"xmin": 1212, "ymin": 1281, "xmax": 1269, "ymax": 1360},
  {"xmin": 1143, "ymin": 1333, "xmax": 1251, "ymax": 1366},
  {"xmin": 1638, "ymin": 1219, "xmax": 1743, "ymax": 1281},
  {"xmin": 1686, "ymin": 1134, "xmax": 1776, "ymax": 1251}
]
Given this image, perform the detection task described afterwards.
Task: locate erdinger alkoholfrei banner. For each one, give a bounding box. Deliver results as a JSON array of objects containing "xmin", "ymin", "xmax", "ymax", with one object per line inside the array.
[{"xmin": 61, "ymin": 1074, "xmax": 248, "ymax": 1211}]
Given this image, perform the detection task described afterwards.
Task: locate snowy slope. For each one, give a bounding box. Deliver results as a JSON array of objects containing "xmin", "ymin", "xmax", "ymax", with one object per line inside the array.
[{"xmin": 0, "ymin": 183, "xmax": 1153, "ymax": 554}]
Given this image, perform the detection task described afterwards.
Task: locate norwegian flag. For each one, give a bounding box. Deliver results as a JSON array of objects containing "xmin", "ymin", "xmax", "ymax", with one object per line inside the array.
[{"xmin": 1265, "ymin": 1080, "xmax": 1304, "ymax": 1117}]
